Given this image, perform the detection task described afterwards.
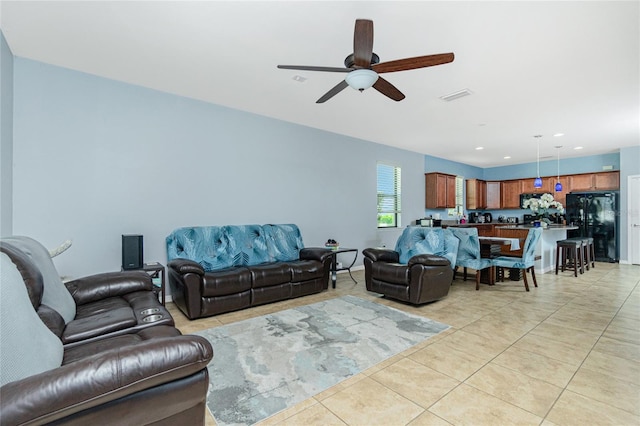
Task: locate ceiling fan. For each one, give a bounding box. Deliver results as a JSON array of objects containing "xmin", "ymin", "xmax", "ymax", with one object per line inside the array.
[{"xmin": 277, "ymin": 19, "xmax": 454, "ymax": 103}]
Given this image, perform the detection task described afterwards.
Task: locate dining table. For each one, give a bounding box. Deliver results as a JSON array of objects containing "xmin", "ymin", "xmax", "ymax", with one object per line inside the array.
[{"xmin": 477, "ymin": 236, "xmax": 522, "ymax": 284}]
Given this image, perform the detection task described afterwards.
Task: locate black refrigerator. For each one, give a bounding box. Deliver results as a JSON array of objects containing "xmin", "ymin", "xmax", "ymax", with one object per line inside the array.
[{"xmin": 566, "ymin": 191, "xmax": 619, "ymax": 262}]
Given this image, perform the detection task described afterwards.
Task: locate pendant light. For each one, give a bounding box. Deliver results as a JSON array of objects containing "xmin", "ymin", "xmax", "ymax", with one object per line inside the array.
[
  {"xmin": 533, "ymin": 135, "xmax": 543, "ymax": 188},
  {"xmin": 555, "ymin": 145, "xmax": 563, "ymax": 192}
]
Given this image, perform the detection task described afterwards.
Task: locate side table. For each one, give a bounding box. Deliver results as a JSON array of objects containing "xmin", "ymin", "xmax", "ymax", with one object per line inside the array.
[
  {"xmin": 123, "ymin": 262, "xmax": 166, "ymax": 305},
  {"xmin": 327, "ymin": 248, "xmax": 358, "ymax": 289}
]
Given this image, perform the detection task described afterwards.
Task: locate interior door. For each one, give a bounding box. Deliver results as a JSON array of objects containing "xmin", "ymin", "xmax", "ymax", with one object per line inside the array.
[{"xmin": 630, "ymin": 175, "xmax": 640, "ymax": 265}]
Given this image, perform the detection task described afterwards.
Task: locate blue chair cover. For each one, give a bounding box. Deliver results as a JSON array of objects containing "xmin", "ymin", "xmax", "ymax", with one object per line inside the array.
[
  {"xmin": 492, "ymin": 228, "xmax": 542, "ymax": 270},
  {"xmin": 449, "ymin": 227, "xmax": 493, "ymax": 272},
  {"xmin": 394, "ymin": 227, "xmax": 458, "ymax": 269}
]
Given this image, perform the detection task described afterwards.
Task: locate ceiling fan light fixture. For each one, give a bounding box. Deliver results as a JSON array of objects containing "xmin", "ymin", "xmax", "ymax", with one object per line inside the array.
[{"xmin": 345, "ymin": 69, "xmax": 378, "ymax": 91}]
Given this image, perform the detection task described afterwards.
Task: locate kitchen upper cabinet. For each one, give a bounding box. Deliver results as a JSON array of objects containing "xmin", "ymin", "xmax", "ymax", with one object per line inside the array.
[
  {"xmin": 466, "ymin": 179, "xmax": 487, "ymax": 210},
  {"xmin": 500, "ymin": 180, "xmax": 522, "ymax": 209},
  {"xmin": 426, "ymin": 172, "xmax": 457, "ymax": 209},
  {"xmin": 593, "ymin": 171, "xmax": 620, "ymax": 190},
  {"xmin": 520, "ymin": 176, "xmax": 553, "ymax": 194},
  {"xmin": 486, "ymin": 181, "xmax": 501, "ymax": 209},
  {"xmin": 568, "ymin": 174, "xmax": 594, "ymax": 191},
  {"xmin": 569, "ymin": 171, "xmax": 620, "ymax": 191}
]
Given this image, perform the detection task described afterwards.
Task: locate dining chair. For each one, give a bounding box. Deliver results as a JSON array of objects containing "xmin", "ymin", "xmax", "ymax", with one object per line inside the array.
[
  {"xmin": 449, "ymin": 227, "xmax": 494, "ymax": 290},
  {"xmin": 491, "ymin": 227, "xmax": 543, "ymax": 291}
]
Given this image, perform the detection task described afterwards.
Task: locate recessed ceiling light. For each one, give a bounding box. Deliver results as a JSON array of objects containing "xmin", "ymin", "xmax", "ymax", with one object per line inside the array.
[
  {"xmin": 475, "ymin": 146, "xmax": 484, "ymax": 150},
  {"xmin": 553, "ymin": 133, "xmax": 565, "ymax": 137},
  {"xmin": 292, "ymin": 75, "xmax": 307, "ymax": 82},
  {"xmin": 574, "ymin": 146, "xmax": 583, "ymax": 150},
  {"xmin": 504, "ymin": 156, "xmax": 511, "ymax": 159}
]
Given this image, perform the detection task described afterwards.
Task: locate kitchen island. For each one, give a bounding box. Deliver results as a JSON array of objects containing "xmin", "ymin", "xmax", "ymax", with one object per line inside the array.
[{"xmin": 496, "ymin": 225, "xmax": 578, "ymax": 274}]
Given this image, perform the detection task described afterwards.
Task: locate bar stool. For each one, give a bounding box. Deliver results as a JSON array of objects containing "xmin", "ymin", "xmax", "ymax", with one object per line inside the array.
[
  {"xmin": 556, "ymin": 239, "xmax": 583, "ymax": 277},
  {"xmin": 566, "ymin": 237, "xmax": 595, "ymax": 271}
]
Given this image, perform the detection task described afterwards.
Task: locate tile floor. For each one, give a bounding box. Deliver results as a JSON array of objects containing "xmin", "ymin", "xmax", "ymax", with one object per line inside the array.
[{"xmin": 168, "ymin": 262, "xmax": 640, "ymax": 425}]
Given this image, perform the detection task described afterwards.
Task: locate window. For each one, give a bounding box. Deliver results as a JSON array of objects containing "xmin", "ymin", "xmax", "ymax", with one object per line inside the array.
[
  {"xmin": 377, "ymin": 163, "xmax": 401, "ymax": 228},
  {"xmin": 448, "ymin": 175, "xmax": 464, "ymax": 217}
]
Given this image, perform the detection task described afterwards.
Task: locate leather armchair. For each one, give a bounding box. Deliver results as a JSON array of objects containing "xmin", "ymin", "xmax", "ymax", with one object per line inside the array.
[
  {"xmin": 0, "ymin": 244, "xmax": 214, "ymax": 426},
  {"xmin": 0, "ymin": 237, "xmax": 174, "ymax": 346},
  {"xmin": 0, "ymin": 331, "xmax": 214, "ymax": 425},
  {"xmin": 363, "ymin": 248, "xmax": 453, "ymax": 304}
]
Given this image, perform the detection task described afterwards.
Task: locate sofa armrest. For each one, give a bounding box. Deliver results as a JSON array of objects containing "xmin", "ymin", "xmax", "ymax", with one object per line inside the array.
[
  {"xmin": 0, "ymin": 335, "xmax": 213, "ymax": 426},
  {"xmin": 299, "ymin": 247, "xmax": 333, "ymax": 262},
  {"xmin": 168, "ymin": 258, "xmax": 205, "ymax": 276},
  {"xmin": 64, "ymin": 271, "xmax": 153, "ymax": 306},
  {"xmin": 362, "ymin": 248, "xmax": 400, "ymax": 263},
  {"xmin": 408, "ymin": 254, "xmax": 451, "ymax": 268}
]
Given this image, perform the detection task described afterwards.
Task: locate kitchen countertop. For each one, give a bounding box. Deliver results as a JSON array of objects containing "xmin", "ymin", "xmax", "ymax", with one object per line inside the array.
[{"xmin": 496, "ymin": 225, "xmax": 578, "ymax": 231}]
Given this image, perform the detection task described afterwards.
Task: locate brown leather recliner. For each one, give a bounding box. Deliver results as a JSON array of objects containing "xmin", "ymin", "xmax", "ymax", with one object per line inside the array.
[
  {"xmin": 362, "ymin": 248, "xmax": 453, "ymax": 304},
  {"xmin": 0, "ymin": 242, "xmax": 214, "ymax": 425},
  {"xmin": 1, "ymin": 237, "xmax": 174, "ymax": 346}
]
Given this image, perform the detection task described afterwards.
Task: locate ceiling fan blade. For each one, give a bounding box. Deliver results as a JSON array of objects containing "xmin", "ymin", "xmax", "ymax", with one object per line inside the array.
[
  {"xmin": 277, "ymin": 65, "xmax": 351, "ymax": 73},
  {"xmin": 372, "ymin": 53, "xmax": 454, "ymax": 74},
  {"xmin": 373, "ymin": 77, "xmax": 405, "ymax": 101},
  {"xmin": 353, "ymin": 19, "xmax": 374, "ymax": 68},
  {"xmin": 316, "ymin": 80, "xmax": 349, "ymax": 103}
]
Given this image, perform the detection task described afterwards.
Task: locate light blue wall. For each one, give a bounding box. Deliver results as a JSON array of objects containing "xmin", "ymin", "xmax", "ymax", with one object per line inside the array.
[
  {"xmin": 425, "ymin": 154, "xmax": 483, "ymax": 179},
  {"xmin": 11, "ymin": 58, "xmax": 425, "ymax": 278},
  {"xmin": 619, "ymin": 145, "xmax": 640, "ymax": 264},
  {"xmin": 484, "ymin": 153, "xmax": 620, "ymax": 181},
  {"xmin": 0, "ymin": 31, "xmax": 13, "ymax": 237}
]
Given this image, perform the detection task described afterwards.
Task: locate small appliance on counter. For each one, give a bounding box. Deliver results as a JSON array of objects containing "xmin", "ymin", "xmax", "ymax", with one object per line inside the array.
[
  {"xmin": 483, "ymin": 212, "xmax": 493, "ymax": 223},
  {"xmin": 506, "ymin": 217, "xmax": 519, "ymax": 224},
  {"xmin": 416, "ymin": 217, "xmax": 433, "ymax": 227},
  {"xmin": 468, "ymin": 212, "xmax": 480, "ymax": 223}
]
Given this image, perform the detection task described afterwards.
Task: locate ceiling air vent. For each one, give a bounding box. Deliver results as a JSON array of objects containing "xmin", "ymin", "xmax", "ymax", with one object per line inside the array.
[{"xmin": 440, "ymin": 89, "xmax": 473, "ymax": 102}]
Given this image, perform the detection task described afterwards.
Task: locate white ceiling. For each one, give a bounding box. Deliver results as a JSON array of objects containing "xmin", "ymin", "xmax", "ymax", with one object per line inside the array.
[{"xmin": 1, "ymin": 1, "xmax": 638, "ymax": 167}]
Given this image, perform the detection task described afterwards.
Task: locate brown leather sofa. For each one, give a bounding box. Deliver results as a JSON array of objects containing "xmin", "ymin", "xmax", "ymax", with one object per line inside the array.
[
  {"xmin": 0, "ymin": 239, "xmax": 214, "ymax": 425},
  {"xmin": 166, "ymin": 224, "xmax": 332, "ymax": 319},
  {"xmin": 1, "ymin": 237, "xmax": 174, "ymax": 346},
  {"xmin": 362, "ymin": 249, "xmax": 454, "ymax": 304}
]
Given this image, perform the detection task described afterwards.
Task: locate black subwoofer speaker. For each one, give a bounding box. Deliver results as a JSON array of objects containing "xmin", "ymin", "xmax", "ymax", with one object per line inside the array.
[{"xmin": 122, "ymin": 234, "xmax": 143, "ymax": 270}]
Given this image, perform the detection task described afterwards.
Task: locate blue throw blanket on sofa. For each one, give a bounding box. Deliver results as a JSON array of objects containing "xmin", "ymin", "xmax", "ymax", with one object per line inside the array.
[{"xmin": 166, "ymin": 224, "xmax": 305, "ymax": 272}]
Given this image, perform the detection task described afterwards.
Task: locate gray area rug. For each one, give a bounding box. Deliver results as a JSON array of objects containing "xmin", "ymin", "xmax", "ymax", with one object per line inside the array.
[{"xmin": 194, "ymin": 295, "xmax": 449, "ymax": 425}]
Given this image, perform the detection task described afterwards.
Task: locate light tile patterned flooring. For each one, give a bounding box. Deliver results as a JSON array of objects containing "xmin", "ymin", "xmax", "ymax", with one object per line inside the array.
[{"xmin": 168, "ymin": 262, "xmax": 640, "ymax": 425}]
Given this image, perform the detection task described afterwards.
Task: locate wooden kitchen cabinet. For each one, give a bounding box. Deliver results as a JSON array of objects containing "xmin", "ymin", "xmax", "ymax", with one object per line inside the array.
[
  {"xmin": 593, "ymin": 171, "xmax": 620, "ymax": 190},
  {"xmin": 520, "ymin": 176, "xmax": 554, "ymax": 194},
  {"xmin": 568, "ymin": 173, "xmax": 595, "ymax": 191},
  {"xmin": 426, "ymin": 172, "xmax": 457, "ymax": 208},
  {"xmin": 466, "ymin": 179, "xmax": 487, "ymax": 210},
  {"xmin": 500, "ymin": 180, "xmax": 522, "ymax": 209},
  {"xmin": 569, "ymin": 171, "xmax": 619, "ymax": 191},
  {"xmin": 486, "ymin": 181, "xmax": 501, "ymax": 209}
]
